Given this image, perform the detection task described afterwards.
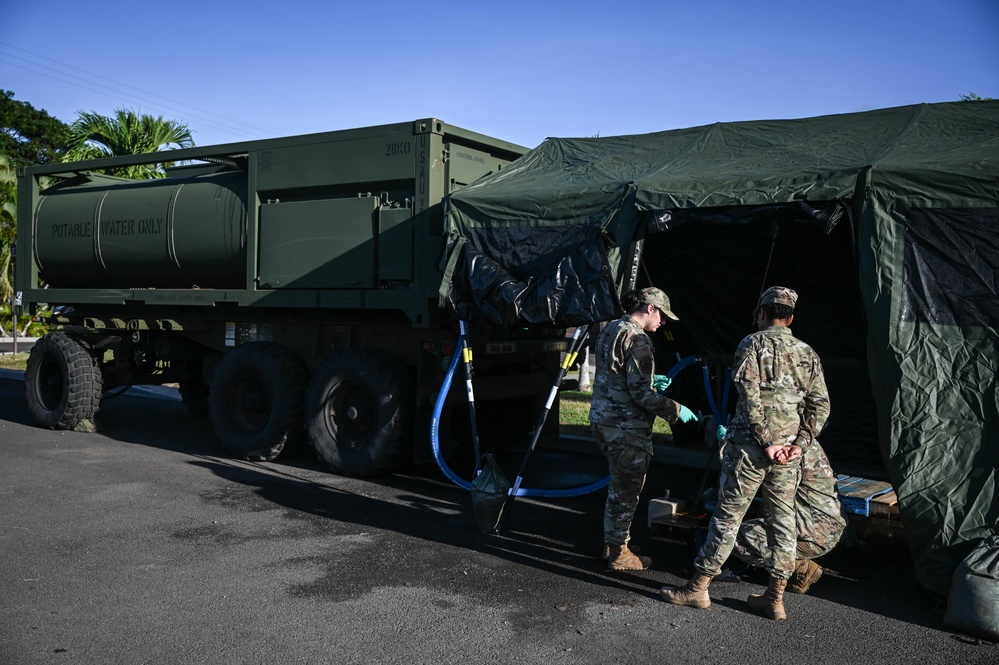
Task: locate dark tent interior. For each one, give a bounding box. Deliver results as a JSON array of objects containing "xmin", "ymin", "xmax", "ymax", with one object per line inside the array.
[{"xmin": 638, "ymin": 206, "xmax": 880, "ymax": 476}]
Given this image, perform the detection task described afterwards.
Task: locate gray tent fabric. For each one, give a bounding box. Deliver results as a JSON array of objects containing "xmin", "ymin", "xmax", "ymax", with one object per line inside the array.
[{"xmin": 442, "ymin": 101, "xmax": 999, "ymax": 599}]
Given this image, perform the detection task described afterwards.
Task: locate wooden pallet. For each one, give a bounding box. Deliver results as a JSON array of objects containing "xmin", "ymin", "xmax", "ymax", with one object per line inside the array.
[
  {"xmin": 649, "ymin": 513, "xmax": 704, "ymax": 546},
  {"xmin": 837, "ymin": 475, "xmax": 899, "ymax": 518},
  {"xmin": 650, "ymin": 475, "xmax": 901, "ymax": 548}
]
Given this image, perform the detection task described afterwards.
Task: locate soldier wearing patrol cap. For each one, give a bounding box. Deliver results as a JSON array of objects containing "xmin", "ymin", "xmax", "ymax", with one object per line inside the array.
[
  {"xmin": 662, "ymin": 285, "xmax": 830, "ymax": 620},
  {"xmin": 753, "ymin": 285, "xmax": 798, "ymax": 320},
  {"xmin": 589, "ymin": 287, "xmax": 698, "ymax": 571}
]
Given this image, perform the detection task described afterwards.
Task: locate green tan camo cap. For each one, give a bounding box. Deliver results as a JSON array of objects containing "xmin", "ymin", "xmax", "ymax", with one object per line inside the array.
[
  {"xmin": 757, "ymin": 286, "xmax": 798, "ymax": 309},
  {"xmin": 639, "ymin": 287, "xmax": 679, "ymax": 321}
]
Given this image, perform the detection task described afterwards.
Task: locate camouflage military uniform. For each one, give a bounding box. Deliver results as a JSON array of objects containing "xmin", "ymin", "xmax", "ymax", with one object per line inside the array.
[
  {"xmin": 733, "ymin": 441, "xmax": 847, "ymax": 567},
  {"xmin": 694, "ymin": 306, "xmax": 830, "ymax": 581},
  {"xmin": 590, "ymin": 313, "xmax": 681, "ymax": 546}
]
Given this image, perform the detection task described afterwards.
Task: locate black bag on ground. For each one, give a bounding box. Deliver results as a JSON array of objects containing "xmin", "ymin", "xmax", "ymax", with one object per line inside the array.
[
  {"xmin": 470, "ymin": 453, "xmax": 510, "ymax": 534},
  {"xmin": 944, "ymin": 534, "xmax": 999, "ymax": 642}
]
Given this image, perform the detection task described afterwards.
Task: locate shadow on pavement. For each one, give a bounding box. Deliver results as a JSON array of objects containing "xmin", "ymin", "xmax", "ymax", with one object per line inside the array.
[
  {"xmin": 184, "ymin": 453, "xmax": 670, "ymax": 603},
  {"xmin": 1, "ymin": 376, "xmax": 952, "ymax": 632}
]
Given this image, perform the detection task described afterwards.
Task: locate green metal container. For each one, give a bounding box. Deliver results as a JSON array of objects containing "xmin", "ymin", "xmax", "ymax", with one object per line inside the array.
[{"xmin": 35, "ymin": 172, "xmax": 247, "ymax": 289}]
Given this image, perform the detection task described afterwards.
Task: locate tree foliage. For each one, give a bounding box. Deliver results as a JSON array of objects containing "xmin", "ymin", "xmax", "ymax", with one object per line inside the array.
[
  {"xmin": 0, "ymin": 154, "xmax": 16, "ymax": 303},
  {"xmin": 0, "ymin": 98, "xmax": 196, "ymax": 306},
  {"xmin": 65, "ymin": 108, "xmax": 195, "ymax": 178},
  {"xmin": 0, "ymin": 92, "xmax": 72, "ymax": 306},
  {"xmin": 0, "ymin": 90, "xmax": 72, "ymax": 167}
]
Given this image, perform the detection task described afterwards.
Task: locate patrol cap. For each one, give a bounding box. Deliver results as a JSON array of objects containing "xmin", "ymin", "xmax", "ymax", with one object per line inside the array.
[
  {"xmin": 757, "ymin": 286, "xmax": 798, "ymax": 310},
  {"xmin": 639, "ymin": 287, "xmax": 679, "ymax": 321}
]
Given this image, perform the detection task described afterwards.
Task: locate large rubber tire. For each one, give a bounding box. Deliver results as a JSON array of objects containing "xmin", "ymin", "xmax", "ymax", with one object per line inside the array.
[
  {"xmin": 24, "ymin": 332, "xmax": 103, "ymax": 430},
  {"xmin": 208, "ymin": 343, "xmax": 308, "ymax": 461},
  {"xmin": 306, "ymin": 349, "xmax": 415, "ymax": 477}
]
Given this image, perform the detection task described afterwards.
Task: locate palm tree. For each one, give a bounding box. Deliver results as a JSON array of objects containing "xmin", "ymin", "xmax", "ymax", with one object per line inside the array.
[
  {"xmin": 0, "ymin": 154, "xmax": 16, "ymax": 306},
  {"xmin": 65, "ymin": 108, "xmax": 195, "ymax": 178}
]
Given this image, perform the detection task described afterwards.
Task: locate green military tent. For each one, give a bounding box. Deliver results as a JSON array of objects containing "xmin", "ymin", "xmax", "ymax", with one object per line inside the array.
[{"xmin": 441, "ymin": 101, "xmax": 999, "ymax": 599}]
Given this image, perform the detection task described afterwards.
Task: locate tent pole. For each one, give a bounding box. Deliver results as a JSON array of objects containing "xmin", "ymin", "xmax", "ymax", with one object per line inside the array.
[{"xmin": 757, "ymin": 221, "xmax": 780, "ymax": 296}]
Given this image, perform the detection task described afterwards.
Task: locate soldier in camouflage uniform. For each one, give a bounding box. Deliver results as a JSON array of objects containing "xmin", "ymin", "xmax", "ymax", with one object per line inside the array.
[
  {"xmin": 589, "ymin": 287, "xmax": 699, "ymax": 571},
  {"xmin": 733, "ymin": 440, "xmax": 846, "ymax": 594},
  {"xmin": 661, "ymin": 286, "xmax": 830, "ymax": 620}
]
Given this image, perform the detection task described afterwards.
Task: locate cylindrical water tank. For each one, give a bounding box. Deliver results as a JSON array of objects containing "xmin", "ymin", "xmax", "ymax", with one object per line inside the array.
[{"xmin": 34, "ymin": 171, "xmax": 247, "ymax": 289}]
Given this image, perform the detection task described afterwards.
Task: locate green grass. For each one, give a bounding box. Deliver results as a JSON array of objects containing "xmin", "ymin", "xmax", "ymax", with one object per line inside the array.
[
  {"xmin": 0, "ymin": 353, "xmax": 29, "ymax": 371},
  {"xmin": 560, "ymin": 389, "xmax": 674, "ymax": 443}
]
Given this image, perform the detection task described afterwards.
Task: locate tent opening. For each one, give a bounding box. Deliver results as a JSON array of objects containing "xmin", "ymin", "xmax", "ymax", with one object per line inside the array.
[{"xmin": 637, "ymin": 202, "xmax": 883, "ymax": 477}]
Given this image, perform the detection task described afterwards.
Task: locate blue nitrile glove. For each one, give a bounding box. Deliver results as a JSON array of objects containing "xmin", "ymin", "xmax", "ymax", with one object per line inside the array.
[
  {"xmin": 677, "ymin": 404, "xmax": 698, "ymax": 423},
  {"xmin": 716, "ymin": 425, "xmax": 728, "ymax": 442},
  {"xmin": 652, "ymin": 374, "xmax": 672, "ymax": 392}
]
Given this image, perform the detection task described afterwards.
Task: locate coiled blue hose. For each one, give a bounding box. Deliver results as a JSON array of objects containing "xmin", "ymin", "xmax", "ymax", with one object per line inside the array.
[
  {"xmin": 666, "ymin": 354, "xmax": 702, "ymax": 380},
  {"xmin": 430, "ymin": 334, "xmax": 609, "ymax": 497},
  {"xmin": 430, "ymin": 345, "xmax": 729, "ymax": 496}
]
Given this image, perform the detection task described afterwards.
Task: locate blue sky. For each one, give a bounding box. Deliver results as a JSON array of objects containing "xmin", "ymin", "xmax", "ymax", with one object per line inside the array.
[{"xmin": 3, "ymin": 0, "xmax": 997, "ymax": 150}]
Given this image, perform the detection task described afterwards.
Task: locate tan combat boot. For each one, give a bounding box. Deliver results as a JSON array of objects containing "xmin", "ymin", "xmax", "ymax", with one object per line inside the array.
[
  {"xmin": 747, "ymin": 576, "xmax": 788, "ymax": 620},
  {"xmin": 601, "ymin": 542, "xmax": 642, "ymax": 560},
  {"xmin": 606, "ymin": 543, "xmax": 652, "ymax": 570},
  {"xmin": 660, "ymin": 573, "xmax": 712, "ymax": 609},
  {"xmin": 787, "ymin": 559, "xmax": 823, "ymax": 594}
]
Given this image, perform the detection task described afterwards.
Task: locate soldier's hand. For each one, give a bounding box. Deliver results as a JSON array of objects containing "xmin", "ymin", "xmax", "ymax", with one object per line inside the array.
[
  {"xmin": 765, "ymin": 444, "xmax": 786, "ymax": 463},
  {"xmin": 652, "ymin": 374, "xmax": 672, "ymax": 392},
  {"xmin": 784, "ymin": 445, "xmax": 803, "ymax": 463},
  {"xmin": 677, "ymin": 404, "xmax": 698, "ymax": 423}
]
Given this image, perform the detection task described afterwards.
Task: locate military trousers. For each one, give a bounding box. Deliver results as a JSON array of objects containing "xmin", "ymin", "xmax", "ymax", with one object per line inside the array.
[
  {"xmin": 694, "ymin": 440, "xmax": 801, "ymax": 580},
  {"xmin": 734, "ymin": 517, "xmax": 845, "ymax": 567},
  {"xmin": 592, "ymin": 424, "xmax": 652, "ymax": 546}
]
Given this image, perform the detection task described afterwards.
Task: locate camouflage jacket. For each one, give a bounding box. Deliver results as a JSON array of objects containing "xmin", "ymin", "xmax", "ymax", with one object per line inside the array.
[
  {"xmin": 588, "ymin": 315, "xmax": 680, "ymax": 433},
  {"xmin": 727, "ymin": 325, "xmax": 830, "ymax": 450},
  {"xmin": 796, "ymin": 441, "xmax": 848, "ymax": 539}
]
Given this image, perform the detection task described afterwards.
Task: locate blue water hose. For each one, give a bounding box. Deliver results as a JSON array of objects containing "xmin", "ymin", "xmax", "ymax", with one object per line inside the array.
[
  {"xmin": 664, "ymin": 354, "xmax": 733, "ymax": 427},
  {"xmin": 700, "ymin": 363, "xmax": 733, "ymax": 427},
  {"xmin": 665, "ymin": 353, "xmax": 702, "ymax": 380},
  {"xmin": 430, "ymin": 349, "xmax": 731, "ymax": 496},
  {"xmin": 430, "ymin": 334, "xmax": 610, "ymax": 497},
  {"xmin": 430, "ymin": 345, "xmax": 473, "ymax": 490}
]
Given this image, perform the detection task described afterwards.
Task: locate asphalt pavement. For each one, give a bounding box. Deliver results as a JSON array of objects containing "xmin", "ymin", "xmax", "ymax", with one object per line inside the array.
[{"xmin": 0, "ymin": 372, "xmax": 994, "ymax": 665}]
